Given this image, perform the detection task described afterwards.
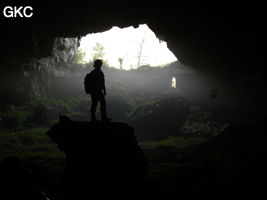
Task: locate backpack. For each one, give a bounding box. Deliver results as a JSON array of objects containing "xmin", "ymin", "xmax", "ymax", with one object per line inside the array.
[{"xmin": 84, "ymin": 72, "xmax": 93, "ymax": 94}]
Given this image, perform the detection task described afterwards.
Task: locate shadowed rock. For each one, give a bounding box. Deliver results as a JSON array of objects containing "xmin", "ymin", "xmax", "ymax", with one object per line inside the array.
[
  {"xmin": 46, "ymin": 116, "xmax": 148, "ymax": 199},
  {"xmin": 128, "ymin": 96, "xmax": 190, "ymax": 141},
  {"xmin": 0, "ymin": 156, "xmax": 48, "ymax": 200}
]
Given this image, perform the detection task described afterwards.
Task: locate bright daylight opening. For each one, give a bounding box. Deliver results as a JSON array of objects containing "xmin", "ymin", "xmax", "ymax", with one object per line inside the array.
[
  {"xmin": 171, "ymin": 77, "xmax": 176, "ymax": 88},
  {"xmin": 78, "ymin": 24, "xmax": 177, "ymax": 70}
]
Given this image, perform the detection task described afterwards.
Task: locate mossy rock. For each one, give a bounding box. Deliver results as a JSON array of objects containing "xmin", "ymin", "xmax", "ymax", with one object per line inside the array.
[{"xmin": 128, "ymin": 96, "xmax": 190, "ymax": 141}]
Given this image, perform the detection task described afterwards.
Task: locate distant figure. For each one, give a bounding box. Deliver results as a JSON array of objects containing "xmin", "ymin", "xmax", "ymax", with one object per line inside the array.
[{"xmin": 84, "ymin": 59, "xmax": 111, "ymax": 122}]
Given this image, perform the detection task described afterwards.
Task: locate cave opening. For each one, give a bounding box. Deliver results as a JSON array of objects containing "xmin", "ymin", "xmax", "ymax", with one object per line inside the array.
[
  {"xmin": 171, "ymin": 77, "xmax": 176, "ymax": 88},
  {"xmin": 77, "ymin": 24, "xmax": 177, "ymax": 70}
]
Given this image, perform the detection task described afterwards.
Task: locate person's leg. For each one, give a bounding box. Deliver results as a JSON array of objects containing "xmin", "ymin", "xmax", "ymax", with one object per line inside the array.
[
  {"xmin": 99, "ymin": 92, "xmax": 110, "ymax": 121},
  {"xmin": 90, "ymin": 93, "xmax": 99, "ymax": 121}
]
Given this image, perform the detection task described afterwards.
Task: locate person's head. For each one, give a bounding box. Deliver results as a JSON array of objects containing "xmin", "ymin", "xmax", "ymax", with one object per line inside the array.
[{"xmin": 93, "ymin": 59, "xmax": 103, "ymax": 69}]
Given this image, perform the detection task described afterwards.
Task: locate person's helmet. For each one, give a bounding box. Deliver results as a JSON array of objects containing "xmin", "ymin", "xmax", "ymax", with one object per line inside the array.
[{"xmin": 94, "ymin": 59, "xmax": 103, "ymax": 68}]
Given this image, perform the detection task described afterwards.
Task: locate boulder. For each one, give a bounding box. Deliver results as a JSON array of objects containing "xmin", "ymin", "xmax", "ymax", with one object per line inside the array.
[
  {"xmin": 46, "ymin": 116, "xmax": 148, "ymax": 199},
  {"xmin": 128, "ymin": 96, "xmax": 190, "ymax": 141}
]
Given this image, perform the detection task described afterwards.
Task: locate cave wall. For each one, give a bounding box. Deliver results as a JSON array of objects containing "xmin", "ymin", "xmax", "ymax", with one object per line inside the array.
[{"xmin": 0, "ymin": 37, "xmax": 79, "ymax": 108}]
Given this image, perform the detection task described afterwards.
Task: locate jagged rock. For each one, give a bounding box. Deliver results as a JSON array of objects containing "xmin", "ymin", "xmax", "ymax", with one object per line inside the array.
[{"xmin": 46, "ymin": 116, "xmax": 148, "ymax": 199}]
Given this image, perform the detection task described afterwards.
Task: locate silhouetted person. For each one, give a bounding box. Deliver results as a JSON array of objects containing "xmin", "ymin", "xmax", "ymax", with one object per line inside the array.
[{"xmin": 84, "ymin": 59, "xmax": 111, "ymax": 122}]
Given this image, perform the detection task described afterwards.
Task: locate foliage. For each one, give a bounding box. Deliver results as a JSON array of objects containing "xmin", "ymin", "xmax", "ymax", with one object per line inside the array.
[
  {"xmin": 127, "ymin": 99, "xmax": 160, "ymax": 119},
  {"xmin": 0, "ymin": 97, "xmax": 87, "ymax": 129},
  {"xmin": 0, "ymin": 88, "xmax": 137, "ymax": 129},
  {"xmin": 92, "ymin": 43, "xmax": 105, "ymax": 60},
  {"xmin": 179, "ymin": 106, "xmax": 228, "ymax": 136},
  {"xmin": 137, "ymin": 64, "xmax": 151, "ymax": 71},
  {"xmin": 0, "ymin": 128, "xmax": 64, "ymax": 166},
  {"xmin": 1, "ymin": 107, "xmax": 31, "ymax": 129},
  {"xmin": 73, "ymin": 49, "xmax": 86, "ymax": 64},
  {"xmin": 139, "ymin": 136, "xmax": 209, "ymax": 150},
  {"xmin": 109, "ymin": 82, "xmax": 136, "ymax": 112}
]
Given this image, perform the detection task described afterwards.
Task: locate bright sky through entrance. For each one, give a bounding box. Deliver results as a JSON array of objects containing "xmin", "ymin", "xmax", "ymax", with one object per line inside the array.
[{"xmin": 79, "ymin": 24, "xmax": 177, "ymax": 70}]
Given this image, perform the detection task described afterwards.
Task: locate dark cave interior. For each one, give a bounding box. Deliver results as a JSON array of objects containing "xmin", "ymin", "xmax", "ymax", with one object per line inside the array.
[{"xmin": 1, "ymin": 2, "xmax": 267, "ymax": 199}]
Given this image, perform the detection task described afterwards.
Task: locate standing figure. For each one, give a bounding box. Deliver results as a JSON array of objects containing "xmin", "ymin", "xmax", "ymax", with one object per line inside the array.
[{"xmin": 84, "ymin": 59, "xmax": 111, "ymax": 122}]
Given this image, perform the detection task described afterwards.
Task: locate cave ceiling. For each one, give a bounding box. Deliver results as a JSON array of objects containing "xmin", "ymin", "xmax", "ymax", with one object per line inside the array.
[{"xmin": 0, "ymin": 2, "xmax": 266, "ymax": 80}]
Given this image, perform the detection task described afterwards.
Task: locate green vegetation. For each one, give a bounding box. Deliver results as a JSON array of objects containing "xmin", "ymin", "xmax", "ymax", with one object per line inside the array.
[
  {"xmin": 92, "ymin": 42, "xmax": 105, "ymax": 60},
  {"xmin": 0, "ymin": 96, "xmax": 91, "ymax": 129},
  {"xmin": 0, "ymin": 100, "xmax": 220, "ymax": 186},
  {"xmin": 127, "ymin": 99, "xmax": 160, "ymax": 119},
  {"xmin": 140, "ymin": 136, "xmax": 209, "ymax": 150},
  {"xmin": 180, "ymin": 106, "xmax": 227, "ymax": 136},
  {"xmin": 0, "ymin": 125, "xmax": 208, "ymax": 171},
  {"xmin": 73, "ymin": 49, "xmax": 86, "ymax": 64},
  {"xmin": 0, "ymin": 107, "xmax": 31, "ymax": 129},
  {"xmin": 0, "ymin": 128, "xmax": 65, "ymax": 170},
  {"xmin": 0, "ymin": 84, "xmax": 225, "ymax": 179},
  {"xmin": 140, "ymin": 136, "xmax": 210, "ymax": 167}
]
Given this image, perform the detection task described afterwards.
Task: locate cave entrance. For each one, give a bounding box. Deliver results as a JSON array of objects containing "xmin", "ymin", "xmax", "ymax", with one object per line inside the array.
[
  {"xmin": 171, "ymin": 77, "xmax": 176, "ymax": 88},
  {"xmin": 77, "ymin": 24, "xmax": 177, "ymax": 69}
]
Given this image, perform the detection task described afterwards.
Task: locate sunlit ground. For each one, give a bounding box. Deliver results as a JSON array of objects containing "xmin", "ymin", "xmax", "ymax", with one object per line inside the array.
[{"xmin": 79, "ymin": 24, "xmax": 177, "ymax": 70}]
